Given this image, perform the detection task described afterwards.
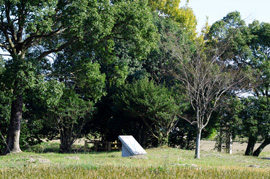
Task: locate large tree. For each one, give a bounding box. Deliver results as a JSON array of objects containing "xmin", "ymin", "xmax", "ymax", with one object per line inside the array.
[
  {"xmin": 0, "ymin": 0, "xmax": 111, "ymax": 154},
  {"xmin": 245, "ymin": 21, "xmax": 270, "ymax": 156},
  {"xmin": 0, "ymin": 0, "xmax": 157, "ymax": 154}
]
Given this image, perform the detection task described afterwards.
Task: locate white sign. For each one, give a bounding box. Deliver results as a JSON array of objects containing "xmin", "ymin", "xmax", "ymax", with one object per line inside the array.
[{"xmin": 118, "ymin": 135, "xmax": 147, "ymax": 157}]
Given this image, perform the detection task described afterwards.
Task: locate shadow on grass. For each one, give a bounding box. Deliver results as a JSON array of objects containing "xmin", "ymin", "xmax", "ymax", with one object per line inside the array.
[{"xmin": 24, "ymin": 142, "xmax": 121, "ymax": 154}]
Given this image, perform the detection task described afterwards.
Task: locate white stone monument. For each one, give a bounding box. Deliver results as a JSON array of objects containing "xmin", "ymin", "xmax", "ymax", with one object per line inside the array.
[{"xmin": 118, "ymin": 135, "xmax": 147, "ymax": 157}]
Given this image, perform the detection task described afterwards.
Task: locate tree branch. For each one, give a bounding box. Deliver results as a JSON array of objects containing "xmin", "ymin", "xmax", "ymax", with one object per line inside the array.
[
  {"xmin": 5, "ymin": 2, "xmax": 17, "ymax": 41},
  {"xmin": 37, "ymin": 37, "xmax": 76, "ymax": 61},
  {"xmin": 177, "ymin": 114, "xmax": 197, "ymax": 125},
  {"xmin": 23, "ymin": 26, "xmax": 66, "ymax": 50}
]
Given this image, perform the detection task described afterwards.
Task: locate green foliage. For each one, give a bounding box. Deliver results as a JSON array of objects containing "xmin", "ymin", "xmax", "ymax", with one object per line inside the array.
[
  {"xmin": 216, "ymin": 96, "xmax": 243, "ymax": 137},
  {"xmin": 94, "ymin": 0, "xmax": 158, "ymax": 87},
  {"xmin": 145, "ymin": 15, "xmax": 192, "ymax": 85},
  {"xmin": 75, "ymin": 62, "xmax": 106, "ymax": 102},
  {"xmin": 113, "ymin": 78, "xmax": 182, "ymax": 146},
  {"xmin": 206, "ymin": 11, "xmax": 252, "ymax": 66},
  {"xmin": 111, "ymin": 0, "xmax": 158, "ymax": 59},
  {"xmin": 0, "ymin": 0, "xmax": 159, "ymax": 153},
  {"xmin": 0, "ymin": 91, "xmax": 11, "ymax": 153},
  {"xmin": 248, "ymin": 21, "xmax": 270, "ymax": 97},
  {"xmin": 20, "ymin": 79, "xmax": 64, "ymax": 148},
  {"xmin": 238, "ymin": 97, "xmax": 270, "ymax": 139},
  {"xmin": 148, "ymin": 0, "xmax": 197, "ymax": 38},
  {"xmin": 207, "ymin": 12, "xmax": 270, "ymax": 156},
  {"xmin": 53, "ymin": 52, "xmax": 106, "ymax": 102},
  {"xmin": 0, "ymin": 58, "xmax": 11, "ymax": 153},
  {"xmin": 2, "ymin": 0, "xmax": 270, "ymax": 158},
  {"xmin": 169, "ymin": 119, "xmax": 196, "ymax": 150},
  {"xmin": 49, "ymin": 89, "xmax": 95, "ymax": 153},
  {"xmin": 2, "ymin": 57, "xmax": 37, "ymax": 95}
]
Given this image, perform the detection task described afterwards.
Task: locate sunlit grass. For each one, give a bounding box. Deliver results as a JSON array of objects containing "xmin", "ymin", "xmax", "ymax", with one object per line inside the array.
[{"xmin": 1, "ymin": 145, "xmax": 270, "ymax": 178}]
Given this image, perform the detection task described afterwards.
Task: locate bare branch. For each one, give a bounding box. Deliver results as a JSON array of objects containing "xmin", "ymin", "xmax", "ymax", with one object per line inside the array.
[
  {"xmin": 177, "ymin": 114, "xmax": 197, "ymax": 125},
  {"xmin": 0, "ymin": 54, "xmax": 11, "ymax": 57}
]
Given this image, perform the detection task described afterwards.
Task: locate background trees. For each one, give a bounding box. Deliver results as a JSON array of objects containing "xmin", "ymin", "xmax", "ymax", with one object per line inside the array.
[
  {"xmin": 205, "ymin": 12, "xmax": 270, "ymax": 157},
  {"xmin": 0, "ymin": 0, "xmax": 269, "ymax": 157}
]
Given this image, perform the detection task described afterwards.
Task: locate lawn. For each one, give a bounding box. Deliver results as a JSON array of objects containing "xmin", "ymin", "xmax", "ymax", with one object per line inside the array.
[{"xmin": 1, "ymin": 144, "xmax": 270, "ymax": 178}]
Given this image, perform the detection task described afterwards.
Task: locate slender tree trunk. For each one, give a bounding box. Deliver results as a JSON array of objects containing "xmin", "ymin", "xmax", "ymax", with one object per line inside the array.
[
  {"xmin": 142, "ymin": 128, "xmax": 146, "ymax": 148},
  {"xmin": 226, "ymin": 132, "xmax": 232, "ymax": 154},
  {"xmin": 245, "ymin": 136, "xmax": 257, "ymax": 156},
  {"xmin": 217, "ymin": 128, "xmax": 223, "ymax": 152},
  {"xmin": 4, "ymin": 94, "xmax": 23, "ymax": 154},
  {"xmin": 138, "ymin": 125, "xmax": 146, "ymax": 147},
  {"xmin": 253, "ymin": 137, "xmax": 270, "ymax": 157},
  {"xmin": 195, "ymin": 128, "xmax": 202, "ymax": 159}
]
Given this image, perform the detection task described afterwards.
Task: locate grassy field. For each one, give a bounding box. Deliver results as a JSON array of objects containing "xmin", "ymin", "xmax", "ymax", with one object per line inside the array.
[{"xmin": 1, "ymin": 143, "xmax": 270, "ymax": 178}]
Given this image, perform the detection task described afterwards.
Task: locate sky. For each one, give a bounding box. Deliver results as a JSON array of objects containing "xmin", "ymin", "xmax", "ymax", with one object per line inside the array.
[{"xmin": 186, "ymin": 0, "xmax": 270, "ymax": 32}]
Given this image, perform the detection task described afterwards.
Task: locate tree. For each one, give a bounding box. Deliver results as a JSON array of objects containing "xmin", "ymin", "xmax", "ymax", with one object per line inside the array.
[
  {"xmin": 206, "ymin": 11, "xmax": 254, "ymax": 66},
  {"xmin": 237, "ymin": 97, "xmax": 268, "ymax": 156},
  {"xmin": 0, "ymin": 0, "xmax": 110, "ymax": 154},
  {"xmin": 81, "ymin": 2, "xmax": 159, "ymax": 144},
  {"xmin": 200, "ymin": 12, "xmax": 270, "ymax": 157},
  {"xmin": 49, "ymin": 89, "xmax": 94, "ymax": 153},
  {"xmin": 113, "ymin": 78, "xmax": 184, "ymax": 146},
  {"xmin": 51, "ymin": 49, "xmax": 106, "ymax": 152},
  {"xmin": 168, "ymin": 116, "xmax": 197, "ymax": 150},
  {"xmin": 215, "ymin": 96, "xmax": 242, "ymax": 153},
  {"xmin": 165, "ymin": 31, "xmax": 248, "ymax": 158},
  {"xmin": 21, "ymin": 79, "xmax": 64, "ymax": 148},
  {"xmin": 148, "ymin": 0, "xmax": 197, "ymax": 38},
  {"xmin": 0, "ymin": 56, "xmax": 11, "ymax": 152},
  {"xmin": 229, "ymin": 21, "xmax": 270, "ymax": 157},
  {"xmin": 0, "ymin": 0, "xmax": 158, "ymax": 154},
  {"xmin": 144, "ymin": 15, "xmax": 186, "ymax": 85},
  {"xmin": 248, "ymin": 22, "xmax": 270, "ymax": 156},
  {"xmin": 205, "ymin": 12, "xmax": 270, "ymax": 156}
]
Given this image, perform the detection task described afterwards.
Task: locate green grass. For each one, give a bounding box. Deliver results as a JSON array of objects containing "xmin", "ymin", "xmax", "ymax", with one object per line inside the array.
[{"xmin": 1, "ymin": 144, "xmax": 270, "ymax": 178}]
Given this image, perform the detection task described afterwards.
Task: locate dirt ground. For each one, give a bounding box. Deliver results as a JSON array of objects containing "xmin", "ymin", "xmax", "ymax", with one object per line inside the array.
[{"xmin": 200, "ymin": 140, "xmax": 270, "ymax": 154}]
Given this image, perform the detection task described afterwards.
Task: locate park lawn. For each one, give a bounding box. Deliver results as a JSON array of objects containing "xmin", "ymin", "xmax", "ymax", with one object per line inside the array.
[{"xmin": 1, "ymin": 145, "xmax": 270, "ymax": 178}]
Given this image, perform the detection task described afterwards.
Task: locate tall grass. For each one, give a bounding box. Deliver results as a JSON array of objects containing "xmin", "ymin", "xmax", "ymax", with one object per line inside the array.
[{"xmin": 1, "ymin": 165, "xmax": 270, "ymax": 179}]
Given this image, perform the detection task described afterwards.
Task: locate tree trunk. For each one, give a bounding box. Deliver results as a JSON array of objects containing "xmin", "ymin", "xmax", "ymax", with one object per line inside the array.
[
  {"xmin": 245, "ymin": 136, "xmax": 257, "ymax": 156},
  {"xmin": 217, "ymin": 128, "xmax": 223, "ymax": 152},
  {"xmin": 195, "ymin": 129, "xmax": 202, "ymax": 159},
  {"xmin": 60, "ymin": 128, "xmax": 73, "ymax": 153},
  {"xmin": 253, "ymin": 137, "xmax": 270, "ymax": 157},
  {"xmin": 138, "ymin": 125, "xmax": 146, "ymax": 148},
  {"xmin": 226, "ymin": 132, "xmax": 232, "ymax": 154},
  {"xmin": 4, "ymin": 94, "xmax": 23, "ymax": 154}
]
